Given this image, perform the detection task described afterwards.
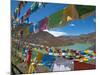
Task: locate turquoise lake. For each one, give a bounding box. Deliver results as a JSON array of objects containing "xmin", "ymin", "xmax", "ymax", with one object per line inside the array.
[{"xmin": 58, "ymin": 43, "xmax": 93, "ymax": 51}]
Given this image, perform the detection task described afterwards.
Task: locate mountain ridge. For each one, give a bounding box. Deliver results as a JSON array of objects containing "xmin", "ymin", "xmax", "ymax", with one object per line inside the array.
[{"xmin": 24, "ymin": 31, "xmax": 96, "ymax": 47}]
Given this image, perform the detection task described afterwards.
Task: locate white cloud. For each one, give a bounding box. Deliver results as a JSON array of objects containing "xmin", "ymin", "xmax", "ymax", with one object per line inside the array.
[
  {"xmin": 43, "ymin": 29, "xmax": 68, "ymax": 37},
  {"xmin": 70, "ymin": 24, "xmax": 76, "ymax": 27}
]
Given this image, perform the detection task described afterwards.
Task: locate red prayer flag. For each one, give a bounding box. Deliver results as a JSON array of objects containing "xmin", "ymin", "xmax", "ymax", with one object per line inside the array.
[
  {"xmin": 39, "ymin": 17, "xmax": 48, "ymax": 31},
  {"xmin": 27, "ymin": 49, "xmax": 32, "ymax": 65}
]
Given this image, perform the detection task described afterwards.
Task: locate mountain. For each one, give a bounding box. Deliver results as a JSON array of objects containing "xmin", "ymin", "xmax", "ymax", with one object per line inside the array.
[
  {"xmin": 58, "ymin": 32, "xmax": 96, "ymax": 44},
  {"xmin": 12, "ymin": 23, "xmax": 96, "ymax": 47},
  {"xmin": 25, "ymin": 31, "xmax": 70, "ymax": 47},
  {"xmin": 24, "ymin": 31, "xmax": 96, "ymax": 47}
]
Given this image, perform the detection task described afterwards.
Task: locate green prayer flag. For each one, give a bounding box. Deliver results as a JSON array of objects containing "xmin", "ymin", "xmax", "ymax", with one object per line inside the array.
[
  {"xmin": 48, "ymin": 9, "xmax": 64, "ymax": 28},
  {"xmin": 75, "ymin": 5, "xmax": 95, "ymax": 17}
]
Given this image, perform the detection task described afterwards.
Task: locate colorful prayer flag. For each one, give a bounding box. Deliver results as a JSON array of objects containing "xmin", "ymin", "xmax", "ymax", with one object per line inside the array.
[
  {"xmin": 63, "ymin": 5, "xmax": 79, "ymax": 22},
  {"xmin": 39, "ymin": 17, "xmax": 48, "ymax": 31},
  {"xmin": 48, "ymin": 9, "xmax": 63, "ymax": 28}
]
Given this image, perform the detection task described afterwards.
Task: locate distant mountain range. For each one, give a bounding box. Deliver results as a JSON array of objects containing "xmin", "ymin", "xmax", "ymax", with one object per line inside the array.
[
  {"xmin": 12, "ymin": 21, "xmax": 96, "ymax": 47},
  {"xmin": 24, "ymin": 31, "xmax": 96, "ymax": 47}
]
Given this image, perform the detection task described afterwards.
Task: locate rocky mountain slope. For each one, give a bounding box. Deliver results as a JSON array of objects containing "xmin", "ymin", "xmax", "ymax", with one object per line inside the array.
[{"xmin": 24, "ymin": 31, "xmax": 96, "ymax": 47}]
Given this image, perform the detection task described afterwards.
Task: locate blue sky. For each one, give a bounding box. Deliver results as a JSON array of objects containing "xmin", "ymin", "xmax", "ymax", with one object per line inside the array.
[
  {"xmin": 11, "ymin": 0, "xmax": 67, "ymax": 22},
  {"xmin": 49, "ymin": 14, "xmax": 96, "ymax": 36},
  {"xmin": 11, "ymin": 0, "xmax": 96, "ymax": 36}
]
